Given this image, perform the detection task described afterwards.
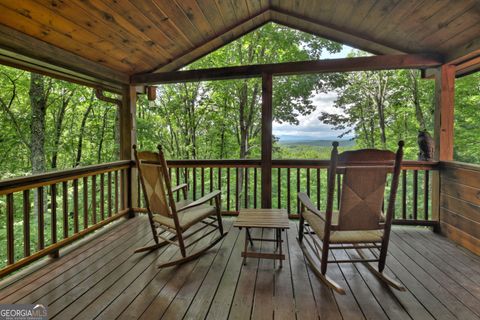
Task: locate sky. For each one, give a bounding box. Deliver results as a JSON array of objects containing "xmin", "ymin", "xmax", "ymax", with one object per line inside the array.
[{"xmin": 273, "ymin": 45, "xmax": 355, "ymax": 141}]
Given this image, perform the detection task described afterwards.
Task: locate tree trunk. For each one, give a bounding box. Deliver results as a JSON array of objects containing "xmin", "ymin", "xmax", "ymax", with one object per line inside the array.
[
  {"xmin": 29, "ymin": 73, "xmax": 49, "ymax": 219},
  {"xmin": 51, "ymin": 89, "xmax": 74, "ymax": 169},
  {"xmin": 409, "ymin": 70, "xmax": 426, "ymax": 130},
  {"xmin": 30, "ymin": 73, "xmax": 48, "ymax": 174},
  {"xmin": 75, "ymin": 91, "xmax": 94, "ymax": 167},
  {"xmin": 97, "ymin": 107, "xmax": 110, "ymax": 163}
]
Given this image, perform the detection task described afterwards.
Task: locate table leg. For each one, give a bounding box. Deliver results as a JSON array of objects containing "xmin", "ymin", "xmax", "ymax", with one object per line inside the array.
[
  {"xmin": 243, "ymin": 228, "xmax": 249, "ymax": 265},
  {"xmin": 279, "ymin": 229, "xmax": 283, "ymax": 268},
  {"xmin": 246, "ymin": 228, "xmax": 254, "ymax": 247}
]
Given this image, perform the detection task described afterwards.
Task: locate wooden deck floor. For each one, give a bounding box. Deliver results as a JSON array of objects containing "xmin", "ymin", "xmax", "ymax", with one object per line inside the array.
[{"xmin": 1, "ymin": 215, "xmax": 480, "ymax": 320}]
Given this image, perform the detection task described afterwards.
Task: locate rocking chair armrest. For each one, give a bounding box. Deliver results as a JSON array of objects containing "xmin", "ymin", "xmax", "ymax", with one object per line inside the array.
[
  {"xmin": 171, "ymin": 183, "xmax": 188, "ymax": 193},
  {"xmin": 177, "ymin": 190, "xmax": 221, "ymax": 212},
  {"xmin": 298, "ymin": 192, "xmax": 326, "ymax": 221}
]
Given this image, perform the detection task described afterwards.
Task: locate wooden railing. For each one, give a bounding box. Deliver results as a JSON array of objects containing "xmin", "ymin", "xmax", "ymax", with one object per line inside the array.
[
  {"xmin": 0, "ymin": 158, "xmax": 438, "ymax": 278},
  {"xmin": 0, "ymin": 161, "xmax": 131, "ymax": 277},
  {"xmin": 162, "ymin": 159, "xmax": 439, "ymax": 225}
]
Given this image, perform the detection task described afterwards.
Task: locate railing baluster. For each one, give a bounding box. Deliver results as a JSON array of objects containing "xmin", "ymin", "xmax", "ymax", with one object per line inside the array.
[
  {"xmin": 107, "ymin": 172, "xmax": 112, "ymax": 216},
  {"xmin": 176, "ymin": 167, "xmax": 180, "ymax": 201},
  {"xmin": 253, "ymin": 168, "xmax": 257, "ymax": 209},
  {"xmin": 73, "ymin": 179, "xmax": 79, "ymax": 233},
  {"xmin": 306, "ymin": 168, "xmax": 311, "ymax": 197},
  {"xmin": 336, "ymin": 174, "xmax": 341, "ymax": 210},
  {"xmin": 413, "ymin": 170, "xmax": 418, "ymax": 220},
  {"xmin": 210, "ymin": 167, "xmax": 214, "ymax": 193},
  {"xmin": 7, "ymin": 193, "xmax": 14, "ymax": 264},
  {"xmin": 51, "ymin": 184, "xmax": 57, "ymax": 247},
  {"xmin": 83, "ymin": 177, "xmax": 88, "ymax": 229},
  {"xmin": 297, "ymin": 168, "xmax": 301, "ymax": 214},
  {"xmin": 201, "ymin": 167, "xmax": 205, "ymax": 197},
  {"xmin": 92, "ymin": 175, "xmax": 97, "ymax": 224},
  {"xmin": 424, "ymin": 170, "xmax": 429, "ymax": 220},
  {"xmin": 62, "ymin": 181, "xmax": 68, "ymax": 239},
  {"xmin": 245, "ymin": 168, "xmax": 249, "ymax": 208},
  {"xmin": 287, "ymin": 168, "xmax": 291, "ymax": 214},
  {"xmin": 316, "ymin": 168, "xmax": 321, "ymax": 210},
  {"xmin": 38, "ymin": 186, "xmax": 45, "ymax": 250},
  {"xmin": 218, "ymin": 167, "xmax": 222, "ymax": 197},
  {"xmin": 115, "ymin": 170, "xmax": 119, "ymax": 213},
  {"xmin": 137, "ymin": 172, "xmax": 141, "ymax": 207},
  {"xmin": 277, "ymin": 168, "xmax": 281, "ymax": 209},
  {"xmin": 100, "ymin": 173, "xmax": 105, "ymax": 220},
  {"xmin": 23, "ymin": 190, "xmax": 30, "ymax": 257},
  {"xmin": 121, "ymin": 169, "xmax": 127, "ymax": 210},
  {"xmin": 193, "ymin": 168, "xmax": 197, "ymax": 200},
  {"xmin": 402, "ymin": 170, "xmax": 407, "ymax": 220},
  {"xmin": 235, "ymin": 168, "xmax": 240, "ymax": 212},
  {"xmin": 227, "ymin": 168, "xmax": 230, "ymax": 211}
]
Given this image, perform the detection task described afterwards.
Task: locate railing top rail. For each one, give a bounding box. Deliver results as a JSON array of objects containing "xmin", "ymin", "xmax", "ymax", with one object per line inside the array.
[
  {"xmin": 165, "ymin": 159, "xmax": 439, "ymax": 170},
  {"xmin": 0, "ymin": 160, "xmax": 131, "ymax": 195}
]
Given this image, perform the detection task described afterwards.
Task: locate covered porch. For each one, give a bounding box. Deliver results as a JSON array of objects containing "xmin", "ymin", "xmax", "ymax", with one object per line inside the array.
[{"xmin": 0, "ymin": 1, "xmax": 479, "ymax": 319}]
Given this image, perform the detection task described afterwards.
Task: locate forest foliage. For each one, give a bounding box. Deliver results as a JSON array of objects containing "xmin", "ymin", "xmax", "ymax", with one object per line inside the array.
[{"xmin": 0, "ymin": 22, "xmax": 479, "ymax": 181}]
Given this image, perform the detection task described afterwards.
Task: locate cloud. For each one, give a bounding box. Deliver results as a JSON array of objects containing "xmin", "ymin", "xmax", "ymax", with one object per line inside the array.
[{"xmin": 273, "ymin": 90, "xmax": 353, "ymax": 140}]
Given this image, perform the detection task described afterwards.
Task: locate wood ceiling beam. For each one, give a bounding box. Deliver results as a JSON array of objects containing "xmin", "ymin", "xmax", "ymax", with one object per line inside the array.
[
  {"xmin": 0, "ymin": 24, "xmax": 128, "ymax": 92},
  {"xmin": 131, "ymin": 54, "xmax": 443, "ymax": 85}
]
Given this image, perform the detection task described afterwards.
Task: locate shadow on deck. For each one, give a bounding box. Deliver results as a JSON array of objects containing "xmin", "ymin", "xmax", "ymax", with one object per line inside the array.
[{"xmin": 0, "ymin": 215, "xmax": 479, "ymax": 320}]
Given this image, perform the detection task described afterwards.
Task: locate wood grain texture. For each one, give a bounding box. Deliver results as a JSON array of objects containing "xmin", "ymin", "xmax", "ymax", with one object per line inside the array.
[
  {"xmin": 1, "ymin": 216, "xmax": 479, "ymax": 319},
  {"xmin": 440, "ymin": 162, "xmax": 480, "ymax": 255},
  {"xmin": 0, "ymin": 0, "xmax": 478, "ymax": 82}
]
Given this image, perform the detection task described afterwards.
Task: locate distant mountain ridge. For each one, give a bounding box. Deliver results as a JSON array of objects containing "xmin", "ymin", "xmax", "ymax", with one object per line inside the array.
[{"xmin": 278, "ymin": 139, "xmax": 355, "ymax": 147}]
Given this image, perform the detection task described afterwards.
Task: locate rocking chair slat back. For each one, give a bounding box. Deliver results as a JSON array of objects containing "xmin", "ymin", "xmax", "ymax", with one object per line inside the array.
[
  {"xmin": 135, "ymin": 151, "xmax": 171, "ymax": 218},
  {"xmin": 337, "ymin": 167, "xmax": 388, "ymax": 231}
]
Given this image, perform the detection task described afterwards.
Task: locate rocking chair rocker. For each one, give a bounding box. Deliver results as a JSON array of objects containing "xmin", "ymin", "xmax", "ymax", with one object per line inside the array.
[
  {"xmin": 133, "ymin": 145, "xmax": 227, "ymax": 268},
  {"xmin": 298, "ymin": 141, "xmax": 406, "ymax": 294}
]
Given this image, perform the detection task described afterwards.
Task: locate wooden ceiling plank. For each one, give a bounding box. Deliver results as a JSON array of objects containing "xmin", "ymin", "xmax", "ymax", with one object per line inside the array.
[
  {"xmin": 131, "ymin": 54, "xmax": 442, "ymax": 85},
  {"xmin": 196, "ymin": 0, "xmax": 227, "ymax": 32},
  {"xmin": 345, "ymin": 0, "xmax": 377, "ymax": 31},
  {"xmin": 368, "ymin": 0, "xmax": 412, "ymax": 35},
  {"xmin": 128, "ymin": 0, "xmax": 193, "ymax": 49},
  {"xmin": 0, "ymin": 3, "xmax": 138, "ymax": 73},
  {"xmin": 152, "ymin": 11, "xmax": 270, "ymax": 73},
  {"xmin": 8, "ymin": 0, "xmax": 148, "ymax": 72},
  {"xmin": 99, "ymin": 0, "xmax": 180, "ymax": 59},
  {"xmin": 246, "ymin": 0, "xmax": 262, "ymax": 16},
  {"xmin": 0, "ymin": 24, "xmax": 128, "ymax": 89},
  {"xmin": 152, "ymin": 0, "xmax": 206, "ymax": 44},
  {"xmin": 420, "ymin": 8, "xmax": 480, "ymax": 49},
  {"xmin": 174, "ymin": 0, "xmax": 216, "ymax": 40},
  {"xmin": 34, "ymin": 0, "xmax": 158, "ymax": 72},
  {"xmin": 406, "ymin": 0, "xmax": 476, "ymax": 42},
  {"xmin": 373, "ymin": 0, "xmax": 428, "ymax": 40},
  {"xmin": 358, "ymin": 0, "xmax": 402, "ymax": 35},
  {"xmin": 388, "ymin": 0, "xmax": 451, "ymax": 43},
  {"xmin": 214, "ymin": 0, "xmax": 238, "ymax": 27},
  {"xmin": 441, "ymin": 23, "xmax": 480, "ymax": 55},
  {"xmin": 271, "ymin": 9, "xmax": 404, "ymax": 55},
  {"xmin": 329, "ymin": 0, "xmax": 355, "ymax": 27},
  {"xmin": 71, "ymin": 0, "xmax": 170, "ymax": 66}
]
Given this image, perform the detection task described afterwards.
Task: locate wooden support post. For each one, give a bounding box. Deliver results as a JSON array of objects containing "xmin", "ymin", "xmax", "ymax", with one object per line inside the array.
[
  {"xmin": 432, "ymin": 64, "xmax": 455, "ymax": 231},
  {"xmin": 120, "ymin": 85, "xmax": 138, "ymax": 217},
  {"xmin": 261, "ymin": 73, "xmax": 273, "ymax": 209}
]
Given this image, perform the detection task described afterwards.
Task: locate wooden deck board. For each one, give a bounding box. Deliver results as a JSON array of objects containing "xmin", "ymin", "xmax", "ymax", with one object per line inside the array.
[{"xmin": 1, "ymin": 216, "xmax": 479, "ymax": 320}]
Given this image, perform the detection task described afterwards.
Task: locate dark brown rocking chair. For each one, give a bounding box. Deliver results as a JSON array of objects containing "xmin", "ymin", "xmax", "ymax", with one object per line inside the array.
[
  {"xmin": 298, "ymin": 141, "xmax": 406, "ymax": 294},
  {"xmin": 133, "ymin": 145, "xmax": 227, "ymax": 268}
]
